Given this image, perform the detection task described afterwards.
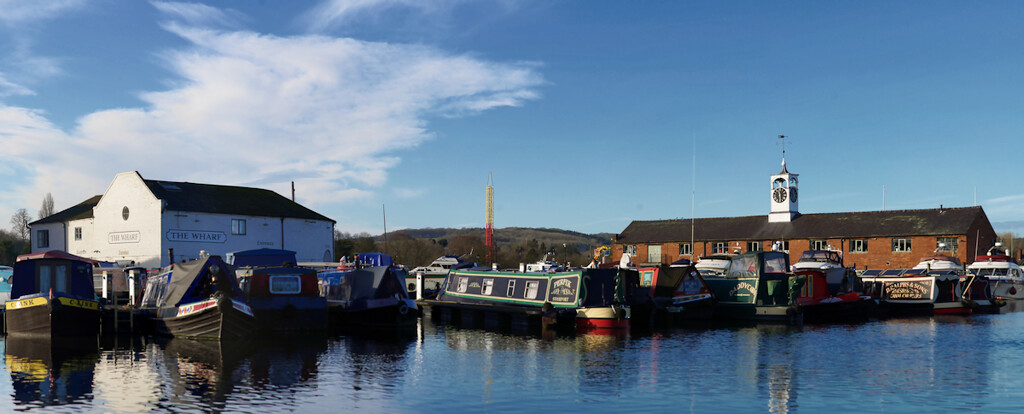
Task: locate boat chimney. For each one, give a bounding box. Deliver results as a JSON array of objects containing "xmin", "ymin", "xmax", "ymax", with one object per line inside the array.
[{"xmin": 292, "ymin": 181, "xmax": 295, "ymax": 202}]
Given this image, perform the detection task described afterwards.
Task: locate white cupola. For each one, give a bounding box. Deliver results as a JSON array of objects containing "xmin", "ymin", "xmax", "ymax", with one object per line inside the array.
[{"xmin": 769, "ymin": 157, "xmax": 799, "ymax": 223}]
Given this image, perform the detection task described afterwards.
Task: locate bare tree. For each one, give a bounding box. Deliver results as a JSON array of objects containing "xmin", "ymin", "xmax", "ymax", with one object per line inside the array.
[
  {"xmin": 10, "ymin": 208, "xmax": 31, "ymax": 240},
  {"xmin": 39, "ymin": 192, "xmax": 55, "ymax": 219}
]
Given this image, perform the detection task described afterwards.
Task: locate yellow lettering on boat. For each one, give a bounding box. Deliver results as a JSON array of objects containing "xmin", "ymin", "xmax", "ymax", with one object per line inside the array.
[
  {"xmin": 5, "ymin": 297, "xmax": 48, "ymax": 310},
  {"xmin": 57, "ymin": 296, "xmax": 99, "ymax": 310}
]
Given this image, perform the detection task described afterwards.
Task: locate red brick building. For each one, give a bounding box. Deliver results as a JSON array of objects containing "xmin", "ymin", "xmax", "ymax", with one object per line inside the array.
[{"xmin": 612, "ymin": 160, "xmax": 997, "ymax": 270}]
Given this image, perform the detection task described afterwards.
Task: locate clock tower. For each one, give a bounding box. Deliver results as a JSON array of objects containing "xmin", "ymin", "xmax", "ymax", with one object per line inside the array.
[{"xmin": 769, "ymin": 158, "xmax": 799, "ymax": 223}]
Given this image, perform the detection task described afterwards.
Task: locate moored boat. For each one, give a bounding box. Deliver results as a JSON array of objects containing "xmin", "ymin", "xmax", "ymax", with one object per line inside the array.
[
  {"xmin": 5, "ymin": 251, "xmax": 100, "ymax": 337},
  {"xmin": 625, "ymin": 262, "xmax": 714, "ymax": 327},
  {"xmin": 703, "ymin": 251, "xmax": 802, "ymax": 323},
  {"xmin": 694, "ymin": 255, "xmax": 732, "ymax": 277},
  {"xmin": 139, "ymin": 255, "xmax": 256, "ymax": 340},
  {"xmin": 406, "ymin": 254, "xmax": 475, "ymax": 297},
  {"xmin": 791, "ymin": 249, "xmax": 875, "ymax": 322},
  {"xmin": 424, "ymin": 268, "xmax": 629, "ymax": 331},
  {"xmin": 858, "ymin": 245, "xmax": 972, "ymax": 315},
  {"xmin": 967, "ymin": 243, "xmax": 1023, "ymax": 302},
  {"xmin": 318, "ymin": 253, "xmax": 418, "ymax": 330},
  {"xmin": 232, "ymin": 249, "xmax": 328, "ymax": 332}
]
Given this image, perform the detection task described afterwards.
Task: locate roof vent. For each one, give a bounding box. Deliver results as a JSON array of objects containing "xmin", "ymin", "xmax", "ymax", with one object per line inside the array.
[{"xmin": 159, "ymin": 182, "xmax": 181, "ymax": 191}]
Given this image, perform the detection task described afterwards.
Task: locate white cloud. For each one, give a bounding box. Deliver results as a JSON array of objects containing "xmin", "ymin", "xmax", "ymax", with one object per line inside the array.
[
  {"xmin": 151, "ymin": 1, "xmax": 245, "ymax": 28},
  {"xmin": 300, "ymin": 0, "xmax": 519, "ymax": 33},
  {"xmin": 0, "ymin": 16, "xmax": 542, "ymax": 221},
  {"xmin": 0, "ymin": 0, "xmax": 86, "ymax": 25}
]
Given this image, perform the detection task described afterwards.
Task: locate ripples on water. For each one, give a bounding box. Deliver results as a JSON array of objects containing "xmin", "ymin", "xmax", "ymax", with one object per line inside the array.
[{"xmin": 4, "ymin": 308, "xmax": 1024, "ymax": 413}]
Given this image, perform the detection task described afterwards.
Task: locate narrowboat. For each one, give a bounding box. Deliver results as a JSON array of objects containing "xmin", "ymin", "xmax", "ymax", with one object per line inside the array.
[
  {"xmin": 5, "ymin": 251, "xmax": 100, "ymax": 337},
  {"xmin": 139, "ymin": 255, "xmax": 256, "ymax": 340},
  {"xmin": 791, "ymin": 249, "xmax": 876, "ymax": 321},
  {"xmin": 425, "ymin": 268, "xmax": 630, "ymax": 330},
  {"xmin": 858, "ymin": 244, "xmax": 973, "ymax": 315},
  {"xmin": 625, "ymin": 262, "xmax": 714, "ymax": 326},
  {"xmin": 967, "ymin": 243, "xmax": 1023, "ymax": 302},
  {"xmin": 318, "ymin": 253, "xmax": 418, "ymax": 329},
  {"xmin": 231, "ymin": 249, "xmax": 328, "ymax": 332},
  {"xmin": 703, "ymin": 251, "xmax": 802, "ymax": 323}
]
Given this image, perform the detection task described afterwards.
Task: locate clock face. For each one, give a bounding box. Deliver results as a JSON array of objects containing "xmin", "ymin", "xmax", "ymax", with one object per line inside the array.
[
  {"xmin": 773, "ymin": 187, "xmax": 787, "ymax": 203},
  {"xmin": 790, "ymin": 187, "xmax": 798, "ymax": 202}
]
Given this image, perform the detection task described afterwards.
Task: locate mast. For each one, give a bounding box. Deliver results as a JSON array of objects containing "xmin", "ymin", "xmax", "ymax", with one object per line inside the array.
[{"xmin": 485, "ymin": 172, "xmax": 495, "ymax": 265}]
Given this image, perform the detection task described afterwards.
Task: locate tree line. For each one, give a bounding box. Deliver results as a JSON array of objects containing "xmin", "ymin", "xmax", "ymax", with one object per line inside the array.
[
  {"xmin": 333, "ymin": 230, "xmax": 604, "ymax": 269},
  {"xmin": 2, "ymin": 192, "xmax": 55, "ymax": 264}
]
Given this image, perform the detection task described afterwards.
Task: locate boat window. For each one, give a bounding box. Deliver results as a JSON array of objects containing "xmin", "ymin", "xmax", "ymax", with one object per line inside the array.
[
  {"xmin": 457, "ymin": 277, "xmax": 468, "ymax": 293},
  {"xmin": 38, "ymin": 265, "xmax": 51, "ymax": 293},
  {"xmin": 525, "ymin": 281, "xmax": 539, "ymax": 299},
  {"xmin": 507, "ymin": 280, "xmax": 516, "ymax": 297},
  {"xmin": 482, "ymin": 279, "xmax": 494, "ymax": 295},
  {"xmin": 765, "ymin": 256, "xmax": 787, "ymax": 273},
  {"xmin": 726, "ymin": 256, "xmax": 758, "ymax": 279},
  {"xmin": 270, "ymin": 275, "xmax": 302, "ymax": 294},
  {"xmin": 55, "ymin": 265, "xmax": 68, "ymax": 293}
]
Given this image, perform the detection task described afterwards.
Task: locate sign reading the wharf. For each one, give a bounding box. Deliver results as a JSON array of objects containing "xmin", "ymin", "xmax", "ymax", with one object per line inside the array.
[
  {"xmin": 108, "ymin": 231, "xmax": 141, "ymax": 244},
  {"xmin": 883, "ymin": 280, "xmax": 932, "ymax": 300},
  {"xmin": 166, "ymin": 230, "xmax": 227, "ymax": 243}
]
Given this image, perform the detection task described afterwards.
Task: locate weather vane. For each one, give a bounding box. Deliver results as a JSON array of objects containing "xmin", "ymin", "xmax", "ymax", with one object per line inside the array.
[{"xmin": 777, "ymin": 134, "xmax": 790, "ymax": 162}]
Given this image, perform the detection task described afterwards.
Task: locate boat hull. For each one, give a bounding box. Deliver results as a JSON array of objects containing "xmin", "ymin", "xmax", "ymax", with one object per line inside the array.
[
  {"xmin": 328, "ymin": 298, "xmax": 418, "ymax": 329},
  {"xmin": 249, "ymin": 296, "xmax": 328, "ymax": 332},
  {"xmin": 5, "ymin": 296, "xmax": 100, "ymax": 337},
  {"xmin": 575, "ymin": 306, "xmax": 630, "ymax": 329},
  {"xmin": 154, "ymin": 297, "xmax": 256, "ymax": 340}
]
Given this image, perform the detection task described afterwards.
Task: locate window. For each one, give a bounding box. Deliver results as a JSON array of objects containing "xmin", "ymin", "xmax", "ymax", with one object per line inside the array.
[
  {"xmin": 647, "ymin": 245, "xmax": 662, "ymax": 263},
  {"xmin": 850, "ymin": 239, "xmax": 868, "ymax": 253},
  {"xmin": 892, "ymin": 238, "xmax": 912, "ymax": 252},
  {"xmin": 937, "ymin": 237, "xmax": 958, "ymax": 254},
  {"xmin": 773, "ymin": 241, "xmax": 789, "ymax": 252},
  {"xmin": 525, "ymin": 281, "xmax": 539, "ymax": 299},
  {"xmin": 482, "ymin": 279, "xmax": 494, "ymax": 295},
  {"xmin": 624, "ymin": 245, "xmax": 637, "ymax": 256},
  {"xmin": 712, "ymin": 242, "xmax": 728, "ymax": 254},
  {"xmin": 457, "ymin": 277, "xmax": 468, "ymax": 293},
  {"xmin": 810, "ymin": 240, "xmax": 828, "ymax": 250},
  {"xmin": 747, "ymin": 241, "xmax": 762, "ymax": 252},
  {"xmin": 36, "ymin": 230, "xmax": 49, "ymax": 248},
  {"xmin": 679, "ymin": 243, "xmax": 692, "ymax": 256},
  {"xmin": 38, "ymin": 265, "xmax": 52, "ymax": 293},
  {"xmin": 55, "ymin": 265, "xmax": 68, "ymax": 293},
  {"xmin": 270, "ymin": 275, "xmax": 302, "ymax": 294},
  {"xmin": 74, "ymin": 227, "xmax": 82, "ymax": 241},
  {"xmin": 506, "ymin": 280, "xmax": 516, "ymax": 297},
  {"xmin": 232, "ymin": 219, "xmax": 247, "ymax": 235}
]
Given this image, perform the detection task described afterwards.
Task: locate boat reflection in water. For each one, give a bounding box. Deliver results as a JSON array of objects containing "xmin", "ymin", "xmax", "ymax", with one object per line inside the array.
[
  {"xmin": 155, "ymin": 337, "xmax": 257, "ymax": 409},
  {"xmin": 247, "ymin": 335, "xmax": 330, "ymax": 389},
  {"xmin": 5, "ymin": 336, "xmax": 99, "ymax": 408}
]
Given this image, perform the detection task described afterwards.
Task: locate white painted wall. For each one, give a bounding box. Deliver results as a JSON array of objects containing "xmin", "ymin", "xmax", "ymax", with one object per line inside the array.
[
  {"xmin": 32, "ymin": 171, "xmax": 335, "ymax": 268},
  {"xmin": 30, "ymin": 222, "xmax": 65, "ymax": 253}
]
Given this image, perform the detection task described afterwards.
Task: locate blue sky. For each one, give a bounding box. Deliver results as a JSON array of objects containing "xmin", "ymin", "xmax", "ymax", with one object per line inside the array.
[{"xmin": 2, "ymin": 1, "xmax": 1023, "ymax": 237}]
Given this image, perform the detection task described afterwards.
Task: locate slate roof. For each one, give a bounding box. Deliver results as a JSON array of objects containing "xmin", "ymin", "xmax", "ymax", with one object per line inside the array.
[
  {"xmin": 31, "ymin": 195, "xmax": 102, "ymax": 225},
  {"xmin": 31, "ymin": 180, "xmax": 333, "ymax": 225},
  {"xmin": 144, "ymin": 180, "xmax": 333, "ymax": 222},
  {"xmin": 616, "ymin": 206, "xmax": 988, "ymax": 243}
]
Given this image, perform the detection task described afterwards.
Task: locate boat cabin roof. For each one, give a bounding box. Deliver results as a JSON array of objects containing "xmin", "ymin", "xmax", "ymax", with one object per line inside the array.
[
  {"xmin": 797, "ymin": 250, "xmax": 842, "ymax": 264},
  {"xmin": 229, "ymin": 248, "xmax": 297, "ymax": 268},
  {"xmin": 11, "ymin": 251, "xmax": 96, "ymax": 300},
  {"xmin": 146, "ymin": 256, "xmax": 245, "ymax": 307}
]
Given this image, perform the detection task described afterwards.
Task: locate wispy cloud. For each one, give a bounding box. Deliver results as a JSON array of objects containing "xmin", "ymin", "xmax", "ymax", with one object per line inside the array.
[
  {"xmin": 0, "ymin": 0, "xmax": 86, "ymax": 25},
  {"xmin": 151, "ymin": 1, "xmax": 246, "ymax": 28},
  {"xmin": 0, "ymin": 3, "xmax": 542, "ymax": 218},
  {"xmin": 300, "ymin": 0, "xmax": 519, "ymax": 33}
]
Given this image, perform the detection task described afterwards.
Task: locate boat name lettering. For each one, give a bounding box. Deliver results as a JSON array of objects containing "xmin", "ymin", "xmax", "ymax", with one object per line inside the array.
[
  {"xmin": 166, "ymin": 230, "xmax": 227, "ymax": 243},
  {"xmin": 109, "ymin": 231, "xmax": 141, "ymax": 244},
  {"xmin": 469, "ymin": 282, "xmax": 481, "ymax": 289},
  {"xmin": 552, "ymin": 279, "xmax": 573, "ymax": 289},
  {"xmin": 884, "ymin": 280, "xmax": 931, "ymax": 300},
  {"xmin": 730, "ymin": 282, "xmax": 757, "ymax": 298},
  {"xmin": 256, "ymin": 241, "xmax": 276, "ymax": 246}
]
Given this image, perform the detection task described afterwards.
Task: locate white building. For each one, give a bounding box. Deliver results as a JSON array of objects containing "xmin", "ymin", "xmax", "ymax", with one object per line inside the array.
[{"xmin": 29, "ymin": 171, "xmax": 335, "ymax": 268}]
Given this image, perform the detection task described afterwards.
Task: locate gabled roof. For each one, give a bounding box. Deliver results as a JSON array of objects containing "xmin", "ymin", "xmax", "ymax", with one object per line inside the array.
[
  {"xmin": 616, "ymin": 206, "xmax": 989, "ymax": 244},
  {"xmin": 31, "ymin": 178, "xmax": 333, "ymax": 225},
  {"xmin": 144, "ymin": 180, "xmax": 333, "ymax": 222},
  {"xmin": 30, "ymin": 195, "xmax": 102, "ymax": 225}
]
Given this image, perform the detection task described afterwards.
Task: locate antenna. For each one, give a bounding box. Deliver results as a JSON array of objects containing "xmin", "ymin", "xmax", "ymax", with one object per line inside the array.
[{"xmin": 382, "ymin": 204, "xmax": 388, "ymax": 254}]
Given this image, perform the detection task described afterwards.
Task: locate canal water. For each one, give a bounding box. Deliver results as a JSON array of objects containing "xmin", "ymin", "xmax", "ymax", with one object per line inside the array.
[{"xmin": 4, "ymin": 305, "xmax": 1024, "ymax": 413}]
